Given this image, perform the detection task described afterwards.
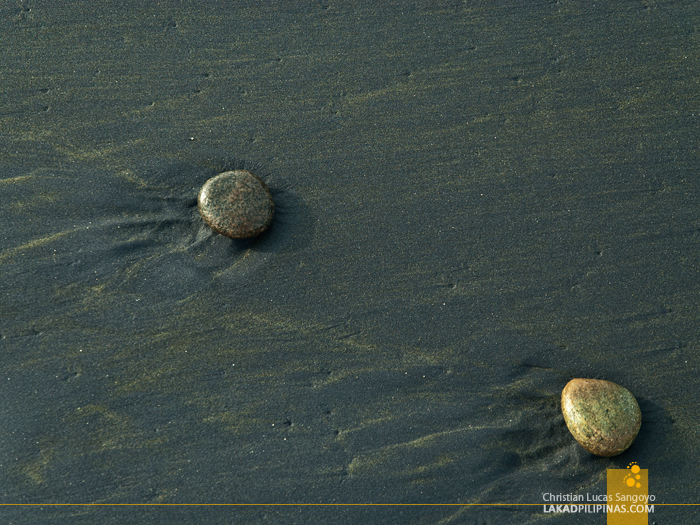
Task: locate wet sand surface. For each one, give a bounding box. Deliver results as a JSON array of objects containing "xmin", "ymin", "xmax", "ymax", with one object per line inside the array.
[{"xmin": 1, "ymin": 1, "xmax": 699, "ymax": 523}]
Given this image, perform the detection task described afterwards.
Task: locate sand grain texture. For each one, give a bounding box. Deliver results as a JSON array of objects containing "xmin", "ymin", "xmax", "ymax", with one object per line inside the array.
[{"xmin": 1, "ymin": 1, "xmax": 699, "ymax": 523}]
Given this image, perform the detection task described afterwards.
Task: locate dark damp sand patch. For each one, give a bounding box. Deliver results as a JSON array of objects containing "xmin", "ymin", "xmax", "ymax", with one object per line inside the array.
[{"xmin": 2, "ymin": 1, "xmax": 700, "ymax": 522}]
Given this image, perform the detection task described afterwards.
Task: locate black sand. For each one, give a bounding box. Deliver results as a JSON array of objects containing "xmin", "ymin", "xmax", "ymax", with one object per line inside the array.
[{"xmin": 1, "ymin": 1, "xmax": 699, "ymax": 523}]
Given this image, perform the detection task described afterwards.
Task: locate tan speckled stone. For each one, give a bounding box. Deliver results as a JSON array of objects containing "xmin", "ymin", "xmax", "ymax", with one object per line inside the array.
[
  {"xmin": 561, "ymin": 378, "xmax": 641, "ymax": 457},
  {"xmin": 198, "ymin": 170, "xmax": 274, "ymax": 239}
]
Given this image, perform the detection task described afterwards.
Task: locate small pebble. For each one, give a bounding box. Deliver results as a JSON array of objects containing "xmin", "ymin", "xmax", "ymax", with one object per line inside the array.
[
  {"xmin": 561, "ymin": 378, "xmax": 642, "ymax": 457},
  {"xmin": 198, "ymin": 170, "xmax": 274, "ymax": 239}
]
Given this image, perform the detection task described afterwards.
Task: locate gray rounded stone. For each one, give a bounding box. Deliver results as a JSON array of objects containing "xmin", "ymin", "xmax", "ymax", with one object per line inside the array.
[{"xmin": 198, "ymin": 170, "xmax": 274, "ymax": 239}]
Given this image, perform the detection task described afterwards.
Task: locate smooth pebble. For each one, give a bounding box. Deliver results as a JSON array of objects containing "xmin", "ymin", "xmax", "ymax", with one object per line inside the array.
[
  {"xmin": 198, "ymin": 170, "xmax": 274, "ymax": 239},
  {"xmin": 561, "ymin": 378, "xmax": 642, "ymax": 457}
]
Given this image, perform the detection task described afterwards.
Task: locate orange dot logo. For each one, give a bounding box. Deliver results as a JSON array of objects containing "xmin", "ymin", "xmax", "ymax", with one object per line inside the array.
[{"xmin": 623, "ymin": 462, "xmax": 642, "ymax": 488}]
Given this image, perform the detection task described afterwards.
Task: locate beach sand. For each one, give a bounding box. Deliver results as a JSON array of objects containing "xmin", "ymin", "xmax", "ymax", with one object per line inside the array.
[{"xmin": 1, "ymin": 1, "xmax": 699, "ymax": 523}]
